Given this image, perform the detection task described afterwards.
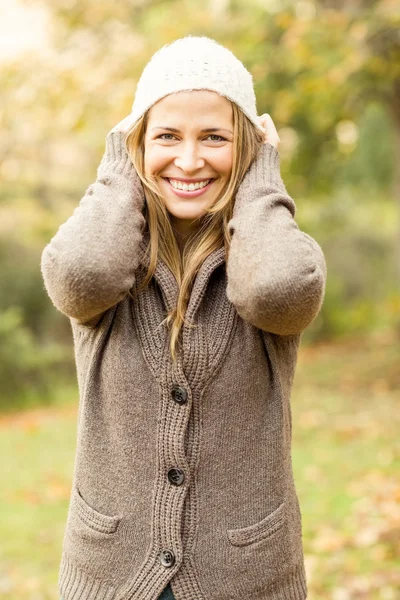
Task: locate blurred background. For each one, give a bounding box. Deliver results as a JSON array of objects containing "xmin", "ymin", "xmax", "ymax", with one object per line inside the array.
[{"xmin": 1, "ymin": 0, "xmax": 399, "ymax": 598}]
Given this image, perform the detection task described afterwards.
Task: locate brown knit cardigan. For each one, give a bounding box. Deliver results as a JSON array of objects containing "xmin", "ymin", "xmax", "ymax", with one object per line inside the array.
[{"xmin": 41, "ymin": 129, "xmax": 327, "ymax": 600}]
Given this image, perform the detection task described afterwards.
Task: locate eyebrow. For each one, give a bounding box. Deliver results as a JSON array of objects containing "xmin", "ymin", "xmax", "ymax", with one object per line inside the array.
[{"xmin": 151, "ymin": 126, "xmax": 233, "ymax": 134}]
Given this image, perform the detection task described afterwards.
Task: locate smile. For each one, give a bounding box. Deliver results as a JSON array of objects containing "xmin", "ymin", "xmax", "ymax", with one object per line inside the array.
[{"xmin": 163, "ymin": 178, "xmax": 215, "ymax": 198}]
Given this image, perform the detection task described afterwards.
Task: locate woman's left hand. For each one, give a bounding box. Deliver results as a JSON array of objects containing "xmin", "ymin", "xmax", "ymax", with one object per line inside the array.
[{"xmin": 257, "ymin": 114, "xmax": 280, "ymax": 149}]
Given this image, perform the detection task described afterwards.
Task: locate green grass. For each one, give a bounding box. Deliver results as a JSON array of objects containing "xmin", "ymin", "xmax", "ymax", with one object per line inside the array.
[
  {"xmin": 293, "ymin": 329, "xmax": 400, "ymax": 599},
  {"xmin": 0, "ymin": 403, "xmax": 76, "ymax": 598},
  {"xmin": 1, "ymin": 329, "xmax": 399, "ymax": 599}
]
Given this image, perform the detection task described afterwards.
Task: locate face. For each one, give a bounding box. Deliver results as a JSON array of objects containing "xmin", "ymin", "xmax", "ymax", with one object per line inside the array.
[{"xmin": 144, "ymin": 90, "xmax": 233, "ymax": 235}]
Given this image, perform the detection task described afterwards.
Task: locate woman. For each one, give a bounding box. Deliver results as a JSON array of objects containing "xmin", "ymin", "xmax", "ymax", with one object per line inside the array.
[{"xmin": 43, "ymin": 36, "xmax": 327, "ymax": 600}]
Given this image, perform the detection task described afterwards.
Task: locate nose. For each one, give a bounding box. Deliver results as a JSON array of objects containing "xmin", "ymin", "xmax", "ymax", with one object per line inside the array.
[{"xmin": 174, "ymin": 142, "xmax": 205, "ymax": 173}]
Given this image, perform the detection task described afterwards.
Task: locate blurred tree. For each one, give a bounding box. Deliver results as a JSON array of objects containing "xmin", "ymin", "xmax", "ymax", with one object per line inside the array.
[
  {"xmin": 242, "ymin": 0, "xmax": 399, "ymax": 261},
  {"xmin": 1, "ymin": 0, "xmax": 399, "ymax": 407},
  {"xmin": 3, "ymin": 0, "xmax": 397, "ymax": 199}
]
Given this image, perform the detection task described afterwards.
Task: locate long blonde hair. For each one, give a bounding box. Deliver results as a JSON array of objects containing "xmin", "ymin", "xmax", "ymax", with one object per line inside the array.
[{"xmin": 125, "ymin": 100, "xmax": 264, "ymax": 362}]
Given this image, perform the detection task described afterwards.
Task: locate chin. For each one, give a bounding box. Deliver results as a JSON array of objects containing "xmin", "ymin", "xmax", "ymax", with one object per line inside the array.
[
  {"xmin": 169, "ymin": 209, "xmax": 205, "ymax": 222},
  {"xmin": 166, "ymin": 203, "xmax": 209, "ymax": 221}
]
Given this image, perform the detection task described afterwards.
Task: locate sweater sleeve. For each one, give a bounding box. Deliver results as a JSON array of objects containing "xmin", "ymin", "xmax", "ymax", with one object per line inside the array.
[
  {"xmin": 40, "ymin": 130, "xmax": 146, "ymax": 326},
  {"xmin": 226, "ymin": 142, "xmax": 327, "ymax": 336}
]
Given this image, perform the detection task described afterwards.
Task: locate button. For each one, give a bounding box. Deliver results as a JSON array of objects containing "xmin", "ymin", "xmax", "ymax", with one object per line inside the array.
[
  {"xmin": 171, "ymin": 385, "xmax": 187, "ymax": 405},
  {"xmin": 160, "ymin": 549, "xmax": 175, "ymax": 567},
  {"xmin": 168, "ymin": 467, "xmax": 185, "ymax": 485}
]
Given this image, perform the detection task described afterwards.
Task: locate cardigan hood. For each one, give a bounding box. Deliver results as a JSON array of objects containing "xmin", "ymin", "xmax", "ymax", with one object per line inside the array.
[{"xmin": 41, "ymin": 130, "xmax": 327, "ymax": 600}]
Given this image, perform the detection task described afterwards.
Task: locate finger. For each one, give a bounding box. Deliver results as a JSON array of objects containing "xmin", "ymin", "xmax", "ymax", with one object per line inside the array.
[
  {"xmin": 258, "ymin": 114, "xmax": 268, "ymax": 127},
  {"xmin": 265, "ymin": 114, "xmax": 279, "ymax": 136},
  {"xmin": 259, "ymin": 114, "xmax": 281, "ymax": 147},
  {"xmin": 111, "ymin": 114, "xmax": 136, "ymax": 134}
]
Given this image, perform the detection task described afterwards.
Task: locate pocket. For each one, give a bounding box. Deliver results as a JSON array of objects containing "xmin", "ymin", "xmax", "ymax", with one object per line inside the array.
[
  {"xmin": 226, "ymin": 500, "xmax": 286, "ymax": 547},
  {"xmin": 72, "ymin": 485, "xmax": 121, "ymax": 534}
]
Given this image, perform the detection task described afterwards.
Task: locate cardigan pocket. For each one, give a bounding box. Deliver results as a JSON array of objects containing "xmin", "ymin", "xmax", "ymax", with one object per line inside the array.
[
  {"xmin": 226, "ymin": 500, "xmax": 286, "ymax": 547},
  {"xmin": 72, "ymin": 485, "xmax": 121, "ymax": 534}
]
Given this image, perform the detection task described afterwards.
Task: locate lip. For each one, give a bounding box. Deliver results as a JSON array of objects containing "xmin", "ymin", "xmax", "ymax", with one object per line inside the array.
[
  {"xmin": 163, "ymin": 177, "xmax": 215, "ymax": 183},
  {"xmin": 163, "ymin": 177, "xmax": 215, "ymax": 198}
]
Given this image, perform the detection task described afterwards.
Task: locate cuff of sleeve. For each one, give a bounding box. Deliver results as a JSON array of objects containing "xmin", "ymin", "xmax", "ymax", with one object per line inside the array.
[
  {"xmin": 97, "ymin": 130, "xmax": 135, "ymax": 179},
  {"xmin": 233, "ymin": 142, "xmax": 289, "ymax": 214},
  {"xmin": 252, "ymin": 143, "xmax": 286, "ymax": 192}
]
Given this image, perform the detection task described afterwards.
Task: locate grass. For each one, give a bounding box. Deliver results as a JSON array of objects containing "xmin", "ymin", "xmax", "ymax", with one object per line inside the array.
[
  {"xmin": 0, "ymin": 329, "xmax": 399, "ymax": 599},
  {"xmin": 293, "ymin": 328, "xmax": 400, "ymax": 599}
]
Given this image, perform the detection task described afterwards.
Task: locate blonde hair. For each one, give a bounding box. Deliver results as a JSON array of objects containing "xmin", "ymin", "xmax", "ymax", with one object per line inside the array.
[{"xmin": 125, "ymin": 100, "xmax": 264, "ymax": 362}]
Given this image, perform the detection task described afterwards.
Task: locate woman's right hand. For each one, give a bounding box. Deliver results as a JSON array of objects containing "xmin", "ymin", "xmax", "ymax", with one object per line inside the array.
[
  {"xmin": 109, "ymin": 114, "xmax": 137, "ymax": 134},
  {"xmin": 41, "ymin": 112, "xmax": 146, "ymax": 327}
]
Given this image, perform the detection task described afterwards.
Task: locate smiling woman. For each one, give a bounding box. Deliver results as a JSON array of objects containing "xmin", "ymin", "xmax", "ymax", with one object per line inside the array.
[{"xmin": 41, "ymin": 35, "xmax": 327, "ymax": 600}]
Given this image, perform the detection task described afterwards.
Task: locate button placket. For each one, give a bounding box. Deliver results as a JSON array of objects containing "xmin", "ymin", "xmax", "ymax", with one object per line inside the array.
[{"xmin": 155, "ymin": 363, "xmax": 188, "ymax": 575}]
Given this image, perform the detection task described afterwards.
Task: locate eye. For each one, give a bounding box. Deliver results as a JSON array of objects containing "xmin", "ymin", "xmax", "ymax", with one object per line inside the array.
[
  {"xmin": 206, "ymin": 134, "xmax": 226, "ymax": 142},
  {"xmin": 156, "ymin": 133, "xmax": 227, "ymax": 142},
  {"xmin": 157, "ymin": 133, "xmax": 176, "ymax": 140}
]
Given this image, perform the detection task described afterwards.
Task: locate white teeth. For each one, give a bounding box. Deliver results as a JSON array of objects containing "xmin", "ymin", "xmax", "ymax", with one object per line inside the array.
[{"xmin": 168, "ymin": 179, "xmax": 210, "ymax": 191}]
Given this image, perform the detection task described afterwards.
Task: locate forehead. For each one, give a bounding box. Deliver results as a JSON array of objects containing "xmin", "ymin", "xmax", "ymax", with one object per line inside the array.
[{"xmin": 147, "ymin": 90, "xmax": 233, "ymax": 125}]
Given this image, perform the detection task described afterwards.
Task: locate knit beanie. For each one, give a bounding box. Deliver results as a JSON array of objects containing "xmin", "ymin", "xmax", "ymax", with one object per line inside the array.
[{"xmin": 128, "ymin": 36, "xmax": 264, "ymax": 134}]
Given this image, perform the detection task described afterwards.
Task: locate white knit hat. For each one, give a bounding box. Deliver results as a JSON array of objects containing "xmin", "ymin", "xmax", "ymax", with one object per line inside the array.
[{"xmin": 128, "ymin": 36, "xmax": 264, "ymax": 134}]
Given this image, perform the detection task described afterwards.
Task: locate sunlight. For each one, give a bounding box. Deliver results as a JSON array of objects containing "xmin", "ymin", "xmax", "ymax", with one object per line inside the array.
[{"xmin": 0, "ymin": 0, "xmax": 51, "ymax": 63}]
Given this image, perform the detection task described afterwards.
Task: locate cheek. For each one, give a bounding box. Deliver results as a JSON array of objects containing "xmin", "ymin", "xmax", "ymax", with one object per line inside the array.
[
  {"xmin": 144, "ymin": 146, "xmax": 169, "ymax": 176},
  {"xmin": 212, "ymin": 148, "xmax": 233, "ymax": 177}
]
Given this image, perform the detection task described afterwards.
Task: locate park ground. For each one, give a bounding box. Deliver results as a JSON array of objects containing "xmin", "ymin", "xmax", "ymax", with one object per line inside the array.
[{"xmin": 0, "ymin": 328, "xmax": 399, "ymax": 599}]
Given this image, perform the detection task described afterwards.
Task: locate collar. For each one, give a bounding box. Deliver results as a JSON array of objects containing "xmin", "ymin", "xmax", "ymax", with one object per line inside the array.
[{"xmin": 138, "ymin": 232, "xmax": 226, "ymax": 321}]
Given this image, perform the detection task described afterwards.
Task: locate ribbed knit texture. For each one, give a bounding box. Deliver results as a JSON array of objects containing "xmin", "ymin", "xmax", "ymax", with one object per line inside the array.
[
  {"xmin": 41, "ymin": 130, "xmax": 327, "ymax": 600},
  {"xmin": 128, "ymin": 36, "xmax": 265, "ymax": 135}
]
